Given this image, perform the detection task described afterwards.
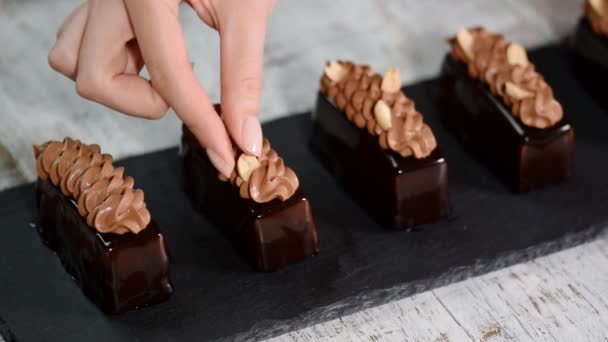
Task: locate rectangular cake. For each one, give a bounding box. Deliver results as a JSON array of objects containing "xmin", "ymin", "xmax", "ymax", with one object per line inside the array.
[
  {"xmin": 34, "ymin": 138, "xmax": 173, "ymax": 313},
  {"xmin": 181, "ymin": 125, "xmax": 319, "ymax": 272},
  {"xmin": 440, "ymin": 27, "xmax": 575, "ymax": 192},
  {"xmin": 312, "ymin": 61, "xmax": 451, "ymax": 230}
]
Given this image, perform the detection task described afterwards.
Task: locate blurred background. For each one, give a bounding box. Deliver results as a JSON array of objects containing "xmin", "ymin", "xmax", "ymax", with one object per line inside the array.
[{"xmin": 0, "ymin": 0, "xmax": 581, "ymax": 190}]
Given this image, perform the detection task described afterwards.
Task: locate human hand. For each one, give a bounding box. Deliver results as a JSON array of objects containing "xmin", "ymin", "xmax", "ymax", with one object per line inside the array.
[{"xmin": 48, "ymin": 0, "xmax": 276, "ymax": 177}]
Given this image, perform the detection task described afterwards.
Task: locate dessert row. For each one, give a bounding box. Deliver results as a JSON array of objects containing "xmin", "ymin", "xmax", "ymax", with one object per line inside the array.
[{"xmin": 32, "ymin": 7, "xmax": 608, "ymax": 315}]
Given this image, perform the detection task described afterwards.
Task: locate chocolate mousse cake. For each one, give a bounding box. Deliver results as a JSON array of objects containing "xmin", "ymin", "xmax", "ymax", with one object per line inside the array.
[
  {"xmin": 570, "ymin": 0, "xmax": 608, "ymax": 109},
  {"xmin": 439, "ymin": 27, "xmax": 575, "ymax": 192},
  {"xmin": 34, "ymin": 138, "xmax": 173, "ymax": 313},
  {"xmin": 312, "ymin": 61, "xmax": 451, "ymax": 231},
  {"xmin": 181, "ymin": 123, "xmax": 319, "ymax": 272}
]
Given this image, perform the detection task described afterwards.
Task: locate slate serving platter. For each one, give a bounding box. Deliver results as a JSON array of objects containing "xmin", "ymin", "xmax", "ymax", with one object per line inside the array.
[{"xmin": 1, "ymin": 44, "xmax": 608, "ymax": 342}]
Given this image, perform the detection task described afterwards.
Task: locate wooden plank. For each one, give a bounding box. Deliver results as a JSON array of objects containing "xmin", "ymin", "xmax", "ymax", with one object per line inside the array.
[
  {"xmin": 270, "ymin": 233, "xmax": 608, "ymax": 342},
  {"xmin": 271, "ymin": 291, "xmax": 474, "ymax": 342}
]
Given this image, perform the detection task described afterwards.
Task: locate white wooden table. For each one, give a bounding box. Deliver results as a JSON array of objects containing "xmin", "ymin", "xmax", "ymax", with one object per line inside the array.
[{"xmin": 2, "ymin": 0, "xmax": 608, "ymax": 340}]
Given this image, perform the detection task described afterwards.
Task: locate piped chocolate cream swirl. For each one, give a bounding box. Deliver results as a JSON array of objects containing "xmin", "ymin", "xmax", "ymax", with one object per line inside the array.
[
  {"xmin": 450, "ymin": 27, "xmax": 563, "ymax": 129},
  {"xmin": 219, "ymin": 139, "xmax": 299, "ymax": 203},
  {"xmin": 585, "ymin": 0, "xmax": 608, "ymax": 36},
  {"xmin": 34, "ymin": 138, "xmax": 151, "ymax": 235},
  {"xmin": 320, "ymin": 61, "xmax": 437, "ymax": 159}
]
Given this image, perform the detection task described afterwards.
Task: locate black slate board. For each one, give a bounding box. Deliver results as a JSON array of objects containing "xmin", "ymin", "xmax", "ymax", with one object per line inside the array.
[{"xmin": 1, "ymin": 44, "xmax": 608, "ymax": 342}]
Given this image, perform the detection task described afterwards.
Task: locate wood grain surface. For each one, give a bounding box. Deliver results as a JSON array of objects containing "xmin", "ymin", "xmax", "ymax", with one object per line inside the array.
[
  {"xmin": 3, "ymin": 1, "xmax": 607, "ymax": 341},
  {"xmin": 269, "ymin": 230, "xmax": 608, "ymax": 341}
]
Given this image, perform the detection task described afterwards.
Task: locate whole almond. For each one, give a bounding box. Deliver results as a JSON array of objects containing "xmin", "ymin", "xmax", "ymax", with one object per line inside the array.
[
  {"xmin": 456, "ymin": 28, "xmax": 475, "ymax": 60},
  {"xmin": 324, "ymin": 61, "xmax": 348, "ymax": 83},
  {"xmin": 381, "ymin": 68, "xmax": 401, "ymax": 93},
  {"xmin": 505, "ymin": 82, "xmax": 534, "ymax": 100},
  {"xmin": 507, "ymin": 43, "xmax": 529, "ymax": 67},
  {"xmin": 236, "ymin": 154, "xmax": 261, "ymax": 182},
  {"xmin": 374, "ymin": 100, "xmax": 393, "ymax": 130}
]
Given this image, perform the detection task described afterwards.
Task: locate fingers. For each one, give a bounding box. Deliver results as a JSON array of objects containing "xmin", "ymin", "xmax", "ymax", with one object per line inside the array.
[
  {"xmin": 76, "ymin": 0, "xmax": 169, "ymax": 120},
  {"xmin": 124, "ymin": 40, "xmax": 144, "ymax": 75},
  {"xmin": 218, "ymin": 9, "xmax": 270, "ymax": 156},
  {"xmin": 125, "ymin": 0, "xmax": 235, "ymax": 177},
  {"xmin": 48, "ymin": 2, "xmax": 88, "ymax": 79}
]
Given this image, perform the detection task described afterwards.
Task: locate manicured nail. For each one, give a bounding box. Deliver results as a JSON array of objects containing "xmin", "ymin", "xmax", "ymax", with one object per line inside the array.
[
  {"xmin": 206, "ymin": 148, "xmax": 233, "ymax": 178},
  {"xmin": 240, "ymin": 116, "xmax": 263, "ymax": 156}
]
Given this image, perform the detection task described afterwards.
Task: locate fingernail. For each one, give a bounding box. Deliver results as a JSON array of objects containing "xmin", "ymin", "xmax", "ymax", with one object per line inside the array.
[
  {"xmin": 241, "ymin": 116, "xmax": 263, "ymax": 156},
  {"xmin": 206, "ymin": 148, "xmax": 234, "ymax": 178}
]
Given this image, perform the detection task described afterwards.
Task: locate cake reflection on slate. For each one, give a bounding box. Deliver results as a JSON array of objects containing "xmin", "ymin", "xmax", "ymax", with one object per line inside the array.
[
  {"xmin": 34, "ymin": 138, "xmax": 173, "ymax": 314},
  {"xmin": 569, "ymin": 0, "xmax": 608, "ymax": 110},
  {"xmin": 181, "ymin": 125, "xmax": 319, "ymax": 272},
  {"xmin": 312, "ymin": 61, "xmax": 451, "ymax": 231},
  {"xmin": 439, "ymin": 27, "xmax": 575, "ymax": 193}
]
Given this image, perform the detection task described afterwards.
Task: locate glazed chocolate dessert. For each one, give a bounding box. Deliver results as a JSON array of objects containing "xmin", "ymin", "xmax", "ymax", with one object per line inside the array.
[
  {"xmin": 312, "ymin": 61, "xmax": 451, "ymax": 230},
  {"xmin": 34, "ymin": 138, "xmax": 173, "ymax": 314},
  {"xmin": 569, "ymin": 0, "xmax": 608, "ymax": 109},
  {"xmin": 439, "ymin": 27, "xmax": 575, "ymax": 192},
  {"xmin": 181, "ymin": 125, "xmax": 319, "ymax": 272}
]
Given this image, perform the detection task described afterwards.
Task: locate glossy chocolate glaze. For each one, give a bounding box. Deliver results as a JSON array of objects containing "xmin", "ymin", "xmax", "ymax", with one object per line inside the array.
[
  {"xmin": 311, "ymin": 94, "xmax": 451, "ymax": 231},
  {"xmin": 181, "ymin": 127, "xmax": 319, "ymax": 272},
  {"xmin": 36, "ymin": 179, "xmax": 173, "ymax": 314},
  {"xmin": 569, "ymin": 18, "xmax": 608, "ymax": 110},
  {"xmin": 439, "ymin": 56, "xmax": 575, "ymax": 192}
]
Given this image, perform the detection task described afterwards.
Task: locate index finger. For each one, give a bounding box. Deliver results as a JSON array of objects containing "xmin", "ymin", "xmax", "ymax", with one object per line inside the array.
[
  {"xmin": 124, "ymin": 0, "xmax": 235, "ymax": 177},
  {"xmin": 218, "ymin": 11, "xmax": 268, "ymax": 157}
]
